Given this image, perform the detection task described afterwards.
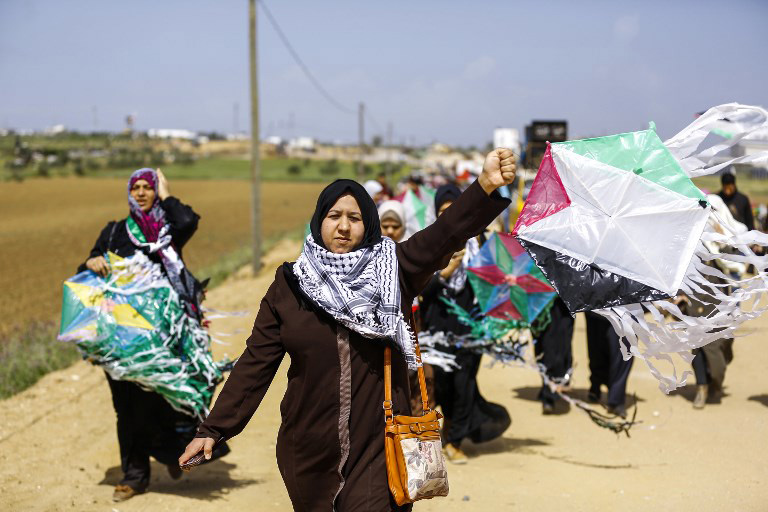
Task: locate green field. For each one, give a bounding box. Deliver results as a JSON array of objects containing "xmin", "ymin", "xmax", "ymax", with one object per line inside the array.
[
  {"xmin": 693, "ymin": 175, "xmax": 768, "ymax": 204},
  {"xmin": 97, "ymin": 157, "xmax": 379, "ymax": 181},
  {"xmin": 1, "ymin": 132, "xmax": 410, "ymax": 182}
]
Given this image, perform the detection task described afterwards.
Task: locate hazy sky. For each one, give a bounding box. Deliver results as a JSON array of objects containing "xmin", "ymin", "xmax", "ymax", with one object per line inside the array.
[{"xmin": 1, "ymin": 0, "xmax": 766, "ymax": 145}]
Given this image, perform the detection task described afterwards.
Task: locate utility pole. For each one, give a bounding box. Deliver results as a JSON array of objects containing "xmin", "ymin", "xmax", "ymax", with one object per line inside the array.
[
  {"xmin": 386, "ymin": 121, "xmax": 393, "ymax": 183},
  {"xmin": 357, "ymin": 102, "xmax": 365, "ymax": 180},
  {"xmin": 233, "ymin": 102, "xmax": 240, "ymax": 135},
  {"xmin": 249, "ymin": 0, "xmax": 262, "ymax": 272}
]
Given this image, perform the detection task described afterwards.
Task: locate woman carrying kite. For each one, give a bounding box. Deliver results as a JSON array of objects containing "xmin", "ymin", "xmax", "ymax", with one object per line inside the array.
[
  {"xmin": 79, "ymin": 168, "xmax": 226, "ymax": 502},
  {"xmin": 418, "ymin": 184, "xmax": 512, "ymax": 464},
  {"xmin": 179, "ymin": 150, "xmax": 515, "ymax": 511}
]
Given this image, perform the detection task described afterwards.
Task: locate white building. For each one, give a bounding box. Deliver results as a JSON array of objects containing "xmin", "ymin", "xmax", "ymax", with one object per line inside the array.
[
  {"xmin": 493, "ymin": 128, "xmax": 521, "ymax": 155},
  {"xmin": 287, "ymin": 137, "xmax": 315, "ymax": 151},
  {"xmin": 148, "ymin": 128, "xmax": 198, "ymax": 140}
]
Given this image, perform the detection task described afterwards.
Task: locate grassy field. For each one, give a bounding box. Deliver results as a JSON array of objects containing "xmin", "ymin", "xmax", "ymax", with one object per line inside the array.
[
  {"xmin": 96, "ymin": 157, "xmax": 369, "ymax": 181},
  {"xmin": 3, "ymin": 154, "xmax": 403, "ymax": 182},
  {"xmin": 693, "ymin": 175, "xmax": 768, "ymax": 203},
  {"xmin": 0, "ymin": 178, "xmax": 326, "ymax": 336}
]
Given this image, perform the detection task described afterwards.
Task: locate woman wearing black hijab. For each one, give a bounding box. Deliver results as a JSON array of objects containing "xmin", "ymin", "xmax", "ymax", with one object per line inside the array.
[
  {"xmin": 419, "ymin": 184, "xmax": 511, "ymax": 464},
  {"xmin": 180, "ymin": 150, "xmax": 515, "ymax": 511}
]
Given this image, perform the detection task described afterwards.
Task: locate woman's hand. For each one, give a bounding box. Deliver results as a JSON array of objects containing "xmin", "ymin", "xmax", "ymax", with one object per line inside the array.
[
  {"xmin": 85, "ymin": 256, "xmax": 110, "ymax": 277},
  {"xmin": 440, "ymin": 248, "xmax": 465, "ymax": 279},
  {"xmin": 179, "ymin": 437, "xmax": 216, "ymax": 468},
  {"xmin": 157, "ymin": 168, "xmax": 170, "ymax": 200},
  {"xmin": 478, "ymin": 148, "xmax": 516, "ymax": 195}
]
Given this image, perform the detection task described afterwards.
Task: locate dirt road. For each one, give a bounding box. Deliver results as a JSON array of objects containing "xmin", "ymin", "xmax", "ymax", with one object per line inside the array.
[{"xmin": 2, "ymin": 239, "xmax": 766, "ymax": 511}]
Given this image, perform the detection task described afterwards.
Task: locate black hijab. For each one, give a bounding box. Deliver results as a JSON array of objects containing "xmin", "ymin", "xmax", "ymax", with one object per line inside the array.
[
  {"xmin": 434, "ymin": 184, "xmax": 462, "ymax": 214},
  {"xmin": 309, "ymin": 179, "xmax": 382, "ymax": 251}
]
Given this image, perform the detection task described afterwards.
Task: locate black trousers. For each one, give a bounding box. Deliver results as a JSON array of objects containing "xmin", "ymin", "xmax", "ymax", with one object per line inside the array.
[
  {"xmin": 106, "ymin": 373, "xmax": 196, "ymax": 490},
  {"xmin": 585, "ymin": 312, "xmax": 633, "ymax": 407},
  {"xmin": 534, "ymin": 299, "xmax": 574, "ymax": 404},
  {"xmin": 434, "ymin": 350, "xmax": 511, "ymax": 446}
]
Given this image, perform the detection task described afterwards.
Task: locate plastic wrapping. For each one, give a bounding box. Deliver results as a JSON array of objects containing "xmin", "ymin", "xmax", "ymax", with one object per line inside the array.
[{"xmin": 58, "ymin": 251, "xmax": 228, "ymax": 419}]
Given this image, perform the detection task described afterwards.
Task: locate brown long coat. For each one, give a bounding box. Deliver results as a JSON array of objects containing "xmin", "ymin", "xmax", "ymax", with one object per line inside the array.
[{"xmin": 197, "ymin": 181, "xmax": 509, "ymax": 511}]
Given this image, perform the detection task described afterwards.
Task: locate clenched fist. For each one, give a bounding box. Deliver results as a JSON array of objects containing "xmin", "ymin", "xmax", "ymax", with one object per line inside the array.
[{"xmin": 478, "ymin": 148, "xmax": 516, "ymax": 195}]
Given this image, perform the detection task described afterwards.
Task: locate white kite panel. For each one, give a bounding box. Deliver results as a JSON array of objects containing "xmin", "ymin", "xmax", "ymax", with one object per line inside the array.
[{"xmin": 517, "ymin": 147, "xmax": 710, "ymax": 295}]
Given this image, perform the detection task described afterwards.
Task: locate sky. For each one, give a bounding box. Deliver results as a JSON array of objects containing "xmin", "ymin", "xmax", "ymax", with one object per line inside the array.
[{"xmin": 1, "ymin": 0, "xmax": 767, "ymax": 146}]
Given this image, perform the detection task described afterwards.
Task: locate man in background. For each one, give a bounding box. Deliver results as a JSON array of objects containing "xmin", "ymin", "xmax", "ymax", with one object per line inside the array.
[{"xmin": 718, "ymin": 172, "xmax": 754, "ymax": 231}]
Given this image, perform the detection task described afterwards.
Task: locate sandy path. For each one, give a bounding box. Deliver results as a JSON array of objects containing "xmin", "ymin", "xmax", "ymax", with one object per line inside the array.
[{"xmin": 2, "ymin": 239, "xmax": 766, "ymax": 511}]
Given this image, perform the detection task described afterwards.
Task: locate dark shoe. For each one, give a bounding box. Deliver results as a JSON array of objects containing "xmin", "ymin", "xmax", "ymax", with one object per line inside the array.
[
  {"xmin": 607, "ymin": 404, "xmax": 627, "ymax": 419},
  {"xmin": 112, "ymin": 484, "xmax": 144, "ymax": 502},
  {"xmin": 167, "ymin": 463, "xmax": 183, "ymax": 480},
  {"xmin": 706, "ymin": 386, "xmax": 723, "ymax": 404},
  {"xmin": 542, "ymin": 401, "xmax": 555, "ymax": 415},
  {"xmin": 693, "ymin": 385, "xmax": 707, "ymax": 409},
  {"xmin": 587, "ymin": 388, "xmax": 601, "ymax": 403}
]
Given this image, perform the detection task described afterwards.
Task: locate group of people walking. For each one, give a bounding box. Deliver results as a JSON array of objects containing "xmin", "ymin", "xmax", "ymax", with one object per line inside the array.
[{"xmin": 76, "ymin": 156, "xmax": 745, "ymax": 510}]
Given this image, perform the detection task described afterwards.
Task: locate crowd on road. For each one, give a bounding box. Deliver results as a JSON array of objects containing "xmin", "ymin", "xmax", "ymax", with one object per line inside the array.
[{"xmin": 64, "ymin": 156, "xmax": 756, "ymax": 509}]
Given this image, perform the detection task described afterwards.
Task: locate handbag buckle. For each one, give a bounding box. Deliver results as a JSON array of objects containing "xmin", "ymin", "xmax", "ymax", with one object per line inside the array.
[{"xmin": 382, "ymin": 400, "xmax": 394, "ymax": 422}]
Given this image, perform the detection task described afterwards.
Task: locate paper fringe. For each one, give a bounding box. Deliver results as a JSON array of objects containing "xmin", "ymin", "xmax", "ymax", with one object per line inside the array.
[
  {"xmin": 596, "ymin": 103, "xmax": 768, "ymax": 393},
  {"xmin": 421, "ymin": 301, "xmax": 638, "ymax": 435}
]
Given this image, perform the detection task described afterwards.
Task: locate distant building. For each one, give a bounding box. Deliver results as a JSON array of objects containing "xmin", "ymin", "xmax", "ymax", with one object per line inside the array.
[
  {"xmin": 493, "ymin": 128, "xmax": 521, "ymax": 155},
  {"xmin": 44, "ymin": 124, "xmax": 66, "ymax": 135},
  {"xmin": 148, "ymin": 128, "xmax": 198, "ymax": 140},
  {"xmin": 287, "ymin": 137, "xmax": 315, "ymax": 151}
]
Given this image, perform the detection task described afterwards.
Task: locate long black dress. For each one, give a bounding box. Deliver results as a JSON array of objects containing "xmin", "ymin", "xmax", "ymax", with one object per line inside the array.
[{"xmin": 79, "ymin": 196, "xmax": 211, "ymax": 491}]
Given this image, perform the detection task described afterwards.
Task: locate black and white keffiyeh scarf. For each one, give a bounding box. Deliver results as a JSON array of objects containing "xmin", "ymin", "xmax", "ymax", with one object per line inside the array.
[{"xmin": 293, "ymin": 234, "xmax": 419, "ymax": 369}]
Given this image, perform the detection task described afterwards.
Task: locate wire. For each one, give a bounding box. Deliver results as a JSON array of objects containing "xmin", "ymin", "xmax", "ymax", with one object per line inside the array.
[{"xmin": 258, "ymin": 0, "xmax": 356, "ymax": 115}]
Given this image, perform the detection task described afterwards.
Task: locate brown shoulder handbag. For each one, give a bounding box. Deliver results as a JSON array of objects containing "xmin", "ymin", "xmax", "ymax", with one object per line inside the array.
[{"xmin": 383, "ymin": 330, "xmax": 449, "ymax": 505}]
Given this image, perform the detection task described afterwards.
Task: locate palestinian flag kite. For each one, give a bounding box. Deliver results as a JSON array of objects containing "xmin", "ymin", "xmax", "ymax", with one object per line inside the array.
[
  {"xmin": 397, "ymin": 186, "xmax": 436, "ymax": 239},
  {"xmin": 512, "ymin": 125, "xmax": 710, "ymax": 313},
  {"xmin": 513, "ymin": 104, "xmax": 768, "ymax": 392}
]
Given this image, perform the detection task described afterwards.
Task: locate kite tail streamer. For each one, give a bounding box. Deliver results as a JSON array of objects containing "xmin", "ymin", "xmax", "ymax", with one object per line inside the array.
[
  {"xmin": 430, "ymin": 299, "xmax": 636, "ymax": 434},
  {"xmin": 664, "ymin": 103, "xmax": 768, "ymax": 177},
  {"xmin": 596, "ymin": 219, "xmax": 768, "ymax": 393},
  {"xmin": 596, "ymin": 105, "xmax": 768, "ymax": 392}
]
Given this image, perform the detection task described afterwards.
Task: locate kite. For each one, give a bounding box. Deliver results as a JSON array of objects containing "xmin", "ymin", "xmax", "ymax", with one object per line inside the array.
[
  {"xmin": 59, "ymin": 251, "xmax": 229, "ymax": 419},
  {"xmin": 416, "ymin": 234, "xmax": 630, "ymax": 434},
  {"xmin": 397, "ymin": 186, "xmax": 436, "ymax": 239},
  {"xmin": 513, "ymin": 103, "xmax": 768, "ymax": 392},
  {"xmin": 467, "ymin": 232, "xmax": 557, "ymax": 324}
]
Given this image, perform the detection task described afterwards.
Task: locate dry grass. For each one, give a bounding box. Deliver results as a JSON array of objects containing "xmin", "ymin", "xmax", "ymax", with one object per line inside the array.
[{"xmin": 0, "ymin": 178, "xmax": 325, "ymax": 336}]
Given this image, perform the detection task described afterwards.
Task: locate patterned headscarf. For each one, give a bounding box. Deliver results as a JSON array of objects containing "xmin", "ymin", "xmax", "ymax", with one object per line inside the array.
[
  {"xmin": 125, "ymin": 168, "xmax": 188, "ymax": 305},
  {"xmin": 128, "ymin": 168, "xmax": 165, "ymax": 242}
]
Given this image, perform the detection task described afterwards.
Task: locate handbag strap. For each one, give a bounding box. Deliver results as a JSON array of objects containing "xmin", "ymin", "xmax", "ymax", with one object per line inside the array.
[{"xmin": 383, "ymin": 315, "xmax": 430, "ymax": 423}]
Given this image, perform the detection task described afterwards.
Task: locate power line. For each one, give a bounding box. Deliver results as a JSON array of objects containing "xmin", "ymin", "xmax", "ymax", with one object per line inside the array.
[{"xmin": 258, "ymin": 0, "xmax": 356, "ymax": 115}]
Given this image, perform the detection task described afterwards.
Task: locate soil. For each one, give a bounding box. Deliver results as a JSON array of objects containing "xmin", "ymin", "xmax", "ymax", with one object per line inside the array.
[{"xmin": 2, "ymin": 239, "xmax": 766, "ymax": 511}]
